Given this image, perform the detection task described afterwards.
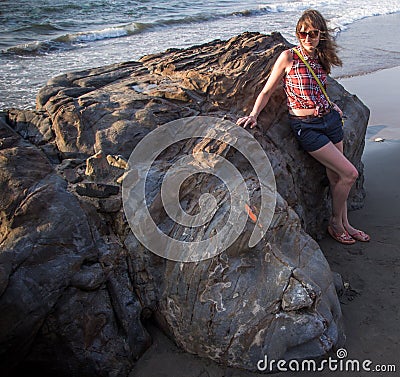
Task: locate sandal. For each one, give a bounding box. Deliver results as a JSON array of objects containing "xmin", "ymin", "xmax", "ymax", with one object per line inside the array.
[
  {"xmin": 328, "ymin": 225, "xmax": 356, "ymax": 245},
  {"xmin": 348, "ymin": 230, "xmax": 370, "ymax": 242}
]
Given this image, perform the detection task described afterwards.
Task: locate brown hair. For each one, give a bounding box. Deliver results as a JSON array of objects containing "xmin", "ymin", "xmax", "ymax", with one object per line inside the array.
[{"xmin": 296, "ymin": 9, "xmax": 342, "ymax": 74}]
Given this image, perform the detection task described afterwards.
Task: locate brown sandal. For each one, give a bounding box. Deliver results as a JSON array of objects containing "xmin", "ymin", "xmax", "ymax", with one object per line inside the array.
[{"xmin": 328, "ymin": 225, "xmax": 356, "ymax": 245}]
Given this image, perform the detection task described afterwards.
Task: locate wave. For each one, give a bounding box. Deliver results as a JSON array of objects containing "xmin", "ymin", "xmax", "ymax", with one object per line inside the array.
[
  {"xmin": 13, "ymin": 22, "xmax": 64, "ymax": 33},
  {"xmin": 3, "ymin": 3, "xmax": 400, "ymax": 56},
  {"xmin": 2, "ymin": 23, "xmax": 148, "ymax": 55}
]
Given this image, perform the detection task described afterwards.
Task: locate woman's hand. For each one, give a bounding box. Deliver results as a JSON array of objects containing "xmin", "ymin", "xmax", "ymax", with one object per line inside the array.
[
  {"xmin": 236, "ymin": 115, "xmax": 258, "ymax": 129},
  {"xmin": 331, "ymin": 102, "xmax": 343, "ymax": 117}
]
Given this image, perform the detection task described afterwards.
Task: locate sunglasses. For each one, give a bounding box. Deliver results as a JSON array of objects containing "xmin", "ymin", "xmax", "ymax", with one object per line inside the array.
[{"xmin": 298, "ymin": 30, "xmax": 320, "ymax": 39}]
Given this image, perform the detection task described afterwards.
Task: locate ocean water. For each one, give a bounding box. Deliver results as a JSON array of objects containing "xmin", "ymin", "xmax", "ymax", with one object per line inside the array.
[{"xmin": 1, "ymin": 0, "xmax": 400, "ymax": 110}]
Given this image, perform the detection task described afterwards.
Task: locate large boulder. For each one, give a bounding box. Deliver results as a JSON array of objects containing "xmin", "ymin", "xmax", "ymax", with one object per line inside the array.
[{"xmin": 0, "ymin": 31, "xmax": 369, "ymax": 375}]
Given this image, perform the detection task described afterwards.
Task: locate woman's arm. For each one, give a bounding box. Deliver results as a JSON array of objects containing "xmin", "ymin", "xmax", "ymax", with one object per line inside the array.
[
  {"xmin": 236, "ymin": 49, "xmax": 292, "ymax": 128},
  {"xmin": 331, "ymin": 102, "xmax": 343, "ymax": 117}
]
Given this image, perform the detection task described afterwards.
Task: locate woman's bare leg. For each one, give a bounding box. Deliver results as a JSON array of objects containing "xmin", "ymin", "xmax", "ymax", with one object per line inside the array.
[
  {"xmin": 309, "ymin": 141, "xmax": 358, "ymax": 234},
  {"xmin": 325, "ymin": 142, "xmax": 364, "ymax": 236}
]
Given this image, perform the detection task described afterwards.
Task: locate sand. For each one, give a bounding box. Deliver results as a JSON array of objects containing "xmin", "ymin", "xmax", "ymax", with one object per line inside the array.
[
  {"xmin": 130, "ymin": 49, "xmax": 400, "ymax": 377},
  {"xmin": 312, "ymin": 69, "xmax": 400, "ymax": 375}
]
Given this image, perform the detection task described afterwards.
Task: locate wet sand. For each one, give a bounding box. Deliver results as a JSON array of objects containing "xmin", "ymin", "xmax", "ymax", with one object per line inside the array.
[{"xmin": 130, "ymin": 62, "xmax": 400, "ymax": 377}]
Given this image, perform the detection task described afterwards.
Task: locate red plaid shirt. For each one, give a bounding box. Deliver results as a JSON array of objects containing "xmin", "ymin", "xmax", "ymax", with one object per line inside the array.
[{"xmin": 283, "ymin": 46, "xmax": 330, "ymax": 114}]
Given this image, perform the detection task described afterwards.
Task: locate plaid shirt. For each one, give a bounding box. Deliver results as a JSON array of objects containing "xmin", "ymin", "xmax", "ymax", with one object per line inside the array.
[{"xmin": 283, "ymin": 46, "xmax": 330, "ymax": 114}]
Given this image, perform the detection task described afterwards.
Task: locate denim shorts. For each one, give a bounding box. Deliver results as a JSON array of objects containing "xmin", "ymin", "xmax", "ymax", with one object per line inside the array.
[{"xmin": 289, "ymin": 110, "xmax": 344, "ymax": 152}]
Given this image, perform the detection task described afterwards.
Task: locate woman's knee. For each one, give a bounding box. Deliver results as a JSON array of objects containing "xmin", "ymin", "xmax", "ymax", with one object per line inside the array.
[{"xmin": 343, "ymin": 166, "xmax": 359, "ymax": 185}]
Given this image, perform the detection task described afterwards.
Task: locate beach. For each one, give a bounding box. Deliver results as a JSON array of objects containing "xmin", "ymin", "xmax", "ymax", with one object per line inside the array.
[
  {"xmin": 1, "ymin": 3, "xmax": 400, "ymax": 375},
  {"xmin": 129, "ymin": 43, "xmax": 400, "ymax": 377},
  {"xmin": 314, "ymin": 69, "xmax": 400, "ymax": 375}
]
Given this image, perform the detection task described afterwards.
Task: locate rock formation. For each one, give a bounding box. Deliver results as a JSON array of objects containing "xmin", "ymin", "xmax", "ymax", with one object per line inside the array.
[{"xmin": 0, "ymin": 32, "xmax": 369, "ymax": 376}]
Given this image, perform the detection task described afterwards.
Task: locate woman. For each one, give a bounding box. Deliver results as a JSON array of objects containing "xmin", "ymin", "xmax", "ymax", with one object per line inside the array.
[{"xmin": 237, "ymin": 9, "xmax": 370, "ymax": 244}]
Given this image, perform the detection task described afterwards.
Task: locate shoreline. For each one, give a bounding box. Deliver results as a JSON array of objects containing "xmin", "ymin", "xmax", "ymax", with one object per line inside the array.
[{"xmin": 130, "ymin": 52, "xmax": 400, "ymax": 377}]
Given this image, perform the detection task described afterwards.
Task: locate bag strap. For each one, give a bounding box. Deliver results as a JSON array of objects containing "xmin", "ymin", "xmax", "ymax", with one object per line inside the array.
[{"xmin": 292, "ymin": 47, "xmax": 332, "ymax": 106}]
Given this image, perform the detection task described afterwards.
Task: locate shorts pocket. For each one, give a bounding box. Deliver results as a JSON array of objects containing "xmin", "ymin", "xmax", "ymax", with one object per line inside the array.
[{"xmin": 290, "ymin": 120, "xmax": 303, "ymax": 137}]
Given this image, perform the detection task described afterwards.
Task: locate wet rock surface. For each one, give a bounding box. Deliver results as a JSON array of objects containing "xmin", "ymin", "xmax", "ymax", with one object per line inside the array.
[{"xmin": 0, "ymin": 31, "xmax": 369, "ymax": 376}]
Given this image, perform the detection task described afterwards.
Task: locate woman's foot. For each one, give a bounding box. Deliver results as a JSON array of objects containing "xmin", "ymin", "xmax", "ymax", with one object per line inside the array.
[
  {"xmin": 345, "ymin": 226, "xmax": 371, "ymax": 242},
  {"xmin": 327, "ymin": 225, "xmax": 356, "ymax": 245}
]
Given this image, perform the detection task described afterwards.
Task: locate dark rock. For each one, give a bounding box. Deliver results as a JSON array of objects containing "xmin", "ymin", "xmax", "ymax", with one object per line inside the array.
[
  {"xmin": 62, "ymin": 167, "xmax": 83, "ymax": 183},
  {"xmin": 125, "ymin": 194, "xmax": 345, "ymax": 370},
  {"xmin": 98, "ymin": 196, "xmax": 122, "ymax": 213},
  {"xmin": 0, "ymin": 122, "xmax": 150, "ymax": 376},
  {"xmin": 6, "ymin": 108, "xmax": 53, "ymax": 146},
  {"xmin": 75, "ymin": 182, "xmax": 120, "ymax": 198}
]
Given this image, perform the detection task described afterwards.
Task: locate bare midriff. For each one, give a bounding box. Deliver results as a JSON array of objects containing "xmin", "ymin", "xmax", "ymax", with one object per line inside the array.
[{"xmin": 288, "ymin": 108, "xmax": 319, "ymax": 117}]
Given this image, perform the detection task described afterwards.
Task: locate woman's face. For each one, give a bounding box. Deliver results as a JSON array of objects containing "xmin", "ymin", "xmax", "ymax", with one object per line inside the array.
[{"xmin": 298, "ymin": 25, "xmax": 320, "ymax": 56}]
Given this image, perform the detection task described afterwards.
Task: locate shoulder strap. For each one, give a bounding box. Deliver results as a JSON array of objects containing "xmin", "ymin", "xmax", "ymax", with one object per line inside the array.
[{"xmin": 292, "ymin": 48, "xmax": 332, "ymax": 106}]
